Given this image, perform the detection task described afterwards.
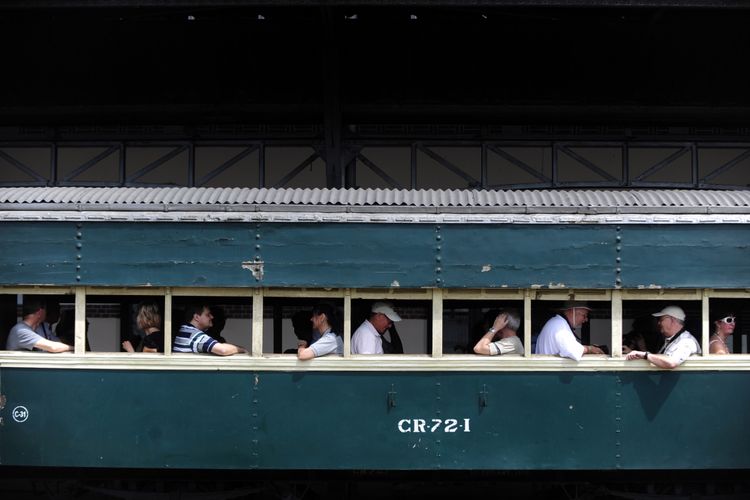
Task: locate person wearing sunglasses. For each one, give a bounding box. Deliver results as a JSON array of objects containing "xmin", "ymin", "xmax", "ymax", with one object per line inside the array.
[{"xmin": 709, "ymin": 313, "xmax": 736, "ymax": 355}]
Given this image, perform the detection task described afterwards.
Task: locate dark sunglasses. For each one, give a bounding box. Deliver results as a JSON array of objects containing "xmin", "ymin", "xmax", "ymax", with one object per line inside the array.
[{"xmin": 719, "ymin": 316, "xmax": 736, "ymax": 324}]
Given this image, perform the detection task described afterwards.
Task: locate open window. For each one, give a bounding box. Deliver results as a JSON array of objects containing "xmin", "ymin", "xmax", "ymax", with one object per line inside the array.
[
  {"xmin": 708, "ymin": 297, "xmax": 748, "ymax": 354},
  {"xmin": 531, "ymin": 299, "xmax": 612, "ymax": 356},
  {"xmin": 442, "ymin": 299, "xmax": 524, "ymax": 355},
  {"xmin": 262, "ymin": 297, "xmax": 344, "ymax": 354},
  {"xmin": 621, "ymin": 299, "xmax": 701, "ymax": 355},
  {"xmin": 351, "ymin": 298, "xmax": 431, "ymax": 355},
  {"xmin": 171, "ymin": 295, "xmax": 253, "ymax": 354},
  {"xmin": 1, "ymin": 292, "xmax": 74, "ymax": 352}
]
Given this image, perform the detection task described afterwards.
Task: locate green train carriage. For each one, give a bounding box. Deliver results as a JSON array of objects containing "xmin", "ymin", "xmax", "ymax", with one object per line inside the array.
[{"xmin": 0, "ymin": 186, "xmax": 749, "ymax": 472}]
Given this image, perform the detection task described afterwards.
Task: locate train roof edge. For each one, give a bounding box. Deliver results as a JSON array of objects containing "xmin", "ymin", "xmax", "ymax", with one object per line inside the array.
[{"xmin": 0, "ymin": 187, "xmax": 748, "ymax": 216}]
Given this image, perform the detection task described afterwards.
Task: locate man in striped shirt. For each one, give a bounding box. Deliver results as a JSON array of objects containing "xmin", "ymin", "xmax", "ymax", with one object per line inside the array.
[{"xmin": 174, "ymin": 303, "xmax": 247, "ymax": 356}]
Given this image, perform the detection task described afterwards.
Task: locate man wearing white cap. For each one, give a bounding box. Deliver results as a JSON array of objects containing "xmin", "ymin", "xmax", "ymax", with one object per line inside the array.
[
  {"xmin": 351, "ymin": 302, "xmax": 402, "ymax": 354},
  {"xmin": 535, "ymin": 301, "xmax": 604, "ymax": 361},
  {"xmin": 625, "ymin": 305, "xmax": 700, "ymax": 368}
]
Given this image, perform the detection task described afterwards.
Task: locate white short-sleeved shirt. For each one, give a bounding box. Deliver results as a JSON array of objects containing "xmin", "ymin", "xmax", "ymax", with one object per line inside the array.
[
  {"xmin": 535, "ymin": 314, "xmax": 585, "ymax": 361},
  {"xmin": 351, "ymin": 320, "xmax": 382, "ymax": 354},
  {"xmin": 489, "ymin": 336, "xmax": 524, "ymax": 355},
  {"xmin": 659, "ymin": 330, "xmax": 701, "ymax": 366},
  {"xmin": 310, "ymin": 331, "xmax": 343, "ymax": 357}
]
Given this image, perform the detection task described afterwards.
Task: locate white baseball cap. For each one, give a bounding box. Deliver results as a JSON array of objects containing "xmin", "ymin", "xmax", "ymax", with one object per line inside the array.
[
  {"xmin": 652, "ymin": 305, "xmax": 686, "ymax": 322},
  {"xmin": 371, "ymin": 302, "xmax": 402, "ymax": 322}
]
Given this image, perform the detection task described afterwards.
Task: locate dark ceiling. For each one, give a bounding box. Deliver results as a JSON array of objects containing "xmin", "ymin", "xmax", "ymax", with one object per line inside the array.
[{"xmin": 0, "ymin": 4, "xmax": 748, "ymax": 127}]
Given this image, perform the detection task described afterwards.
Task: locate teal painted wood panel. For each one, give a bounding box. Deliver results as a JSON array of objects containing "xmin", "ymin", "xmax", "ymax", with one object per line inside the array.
[
  {"xmin": 0, "ymin": 222, "xmax": 78, "ymax": 285},
  {"xmin": 259, "ymin": 223, "xmax": 436, "ymax": 288},
  {"xmin": 426, "ymin": 372, "xmax": 618, "ymax": 470},
  {"xmin": 3, "ymin": 368, "xmax": 749, "ymax": 470},
  {"xmin": 78, "ymin": 223, "xmax": 256, "ymax": 286},
  {"xmin": 254, "ymin": 372, "xmax": 618, "ymax": 470},
  {"xmin": 0, "ymin": 221, "xmax": 748, "ymax": 289},
  {"xmin": 253, "ymin": 372, "xmax": 443, "ymax": 469},
  {"xmin": 616, "ymin": 371, "xmax": 750, "ymax": 468},
  {"xmin": 620, "ymin": 225, "xmax": 750, "ymax": 288},
  {"xmin": 440, "ymin": 225, "xmax": 616, "ymax": 288},
  {"xmin": 0, "ymin": 369, "xmax": 254, "ymax": 468}
]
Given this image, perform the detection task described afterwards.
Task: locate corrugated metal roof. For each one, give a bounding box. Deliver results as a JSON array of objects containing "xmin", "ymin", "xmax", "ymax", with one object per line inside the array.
[{"xmin": 0, "ymin": 186, "xmax": 749, "ymax": 210}]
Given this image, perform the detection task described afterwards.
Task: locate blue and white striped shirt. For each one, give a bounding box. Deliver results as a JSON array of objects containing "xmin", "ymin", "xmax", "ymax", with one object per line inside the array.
[{"xmin": 174, "ymin": 324, "xmax": 218, "ymax": 354}]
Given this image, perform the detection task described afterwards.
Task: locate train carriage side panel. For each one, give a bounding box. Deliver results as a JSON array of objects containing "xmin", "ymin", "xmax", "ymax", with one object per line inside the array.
[
  {"xmin": 78, "ymin": 222, "xmax": 256, "ymax": 287},
  {"xmin": 616, "ymin": 370, "xmax": 750, "ymax": 468},
  {"xmin": 440, "ymin": 225, "xmax": 616, "ymax": 288},
  {"xmin": 2, "ymin": 221, "xmax": 749, "ymax": 290},
  {"xmin": 620, "ymin": 224, "xmax": 750, "ymax": 288},
  {"xmin": 0, "ymin": 368, "xmax": 255, "ymax": 469},
  {"xmin": 0, "ymin": 222, "xmax": 78, "ymax": 285},
  {"xmin": 2, "ymin": 368, "xmax": 749, "ymax": 470},
  {"xmin": 259, "ymin": 223, "xmax": 436, "ymax": 288}
]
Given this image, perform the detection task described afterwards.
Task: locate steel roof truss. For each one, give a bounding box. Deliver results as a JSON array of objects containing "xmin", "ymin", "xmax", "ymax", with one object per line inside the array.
[
  {"xmin": 196, "ymin": 144, "xmax": 259, "ymax": 187},
  {"xmin": 62, "ymin": 145, "xmax": 120, "ymax": 183},
  {"xmin": 271, "ymin": 149, "xmax": 321, "ymax": 188},
  {"xmin": 0, "ymin": 148, "xmax": 47, "ymax": 183},
  {"xmin": 125, "ymin": 144, "xmax": 189, "ymax": 184}
]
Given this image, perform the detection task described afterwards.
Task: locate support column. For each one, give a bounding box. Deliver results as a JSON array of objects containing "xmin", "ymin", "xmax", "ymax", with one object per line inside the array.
[
  {"xmin": 74, "ymin": 287, "xmax": 86, "ymax": 355},
  {"xmin": 343, "ymin": 289, "xmax": 352, "ymax": 358},
  {"xmin": 252, "ymin": 289, "xmax": 264, "ymax": 357},
  {"xmin": 164, "ymin": 288, "xmax": 172, "ymax": 355},
  {"xmin": 611, "ymin": 290, "xmax": 623, "ymax": 357},
  {"xmin": 524, "ymin": 290, "xmax": 532, "ymax": 357},
  {"xmin": 432, "ymin": 289, "xmax": 443, "ymax": 357},
  {"xmin": 322, "ymin": 6, "xmax": 343, "ymax": 188}
]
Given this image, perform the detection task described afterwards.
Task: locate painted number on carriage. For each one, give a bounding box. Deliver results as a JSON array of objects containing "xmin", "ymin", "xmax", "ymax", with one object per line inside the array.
[
  {"xmin": 12, "ymin": 406, "xmax": 29, "ymax": 423},
  {"xmin": 397, "ymin": 418, "xmax": 471, "ymax": 433}
]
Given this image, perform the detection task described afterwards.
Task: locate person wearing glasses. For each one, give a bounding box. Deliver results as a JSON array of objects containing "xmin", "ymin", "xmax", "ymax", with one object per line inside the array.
[
  {"xmin": 709, "ymin": 313, "xmax": 736, "ymax": 355},
  {"xmin": 626, "ymin": 306, "xmax": 700, "ymax": 368},
  {"xmin": 535, "ymin": 301, "xmax": 604, "ymax": 361}
]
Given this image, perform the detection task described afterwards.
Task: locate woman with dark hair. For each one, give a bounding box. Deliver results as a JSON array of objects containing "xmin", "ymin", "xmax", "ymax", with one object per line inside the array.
[
  {"xmin": 710, "ymin": 312, "xmax": 736, "ymax": 355},
  {"xmin": 297, "ymin": 303, "xmax": 343, "ymax": 360}
]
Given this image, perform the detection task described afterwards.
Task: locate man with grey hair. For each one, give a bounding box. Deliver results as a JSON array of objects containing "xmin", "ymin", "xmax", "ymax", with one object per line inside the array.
[
  {"xmin": 626, "ymin": 305, "xmax": 700, "ymax": 369},
  {"xmin": 535, "ymin": 301, "xmax": 604, "ymax": 361},
  {"xmin": 351, "ymin": 302, "xmax": 402, "ymax": 354},
  {"xmin": 473, "ymin": 308, "xmax": 523, "ymax": 356}
]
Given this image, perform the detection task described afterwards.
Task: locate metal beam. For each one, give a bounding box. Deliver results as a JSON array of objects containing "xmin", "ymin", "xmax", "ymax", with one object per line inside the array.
[
  {"xmin": 62, "ymin": 146, "xmax": 120, "ymax": 183},
  {"xmin": 417, "ymin": 145, "xmax": 479, "ymax": 187},
  {"xmin": 633, "ymin": 146, "xmax": 690, "ymax": 182},
  {"xmin": 126, "ymin": 145, "xmax": 189, "ymax": 184},
  {"xmin": 2, "ymin": 1, "xmax": 748, "ymax": 8},
  {"xmin": 558, "ymin": 145, "xmax": 619, "ymax": 182},
  {"xmin": 486, "ymin": 144, "xmax": 551, "ymax": 183},
  {"xmin": 356, "ymin": 153, "xmax": 404, "ymax": 189},
  {"xmin": 701, "ymin": 148, "xmax": 750, "ymax": 184},
  {"xmin": 272, "ymin": 150, "xmax": 320, "ymax": 188},
  {"xmin": 322, "ymin": 6, "xmax": 343, "ymax": 188},
  {"xmin": 0, "ymin": 149, "xmax": 47, "ymax": 183},
  {"xmin": 196, "ymin": 145, "xmax": 259, "ymax": 187}
]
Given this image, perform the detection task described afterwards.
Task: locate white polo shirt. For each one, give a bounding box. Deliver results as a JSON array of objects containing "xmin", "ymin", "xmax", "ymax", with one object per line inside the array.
[
  {"xmin": 351, "ymin": 320, "xmax": 383, "ymax": 354},
  {"xmin": 535, "ymin": 314, "xmax": 585, "ymax": 361}
]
